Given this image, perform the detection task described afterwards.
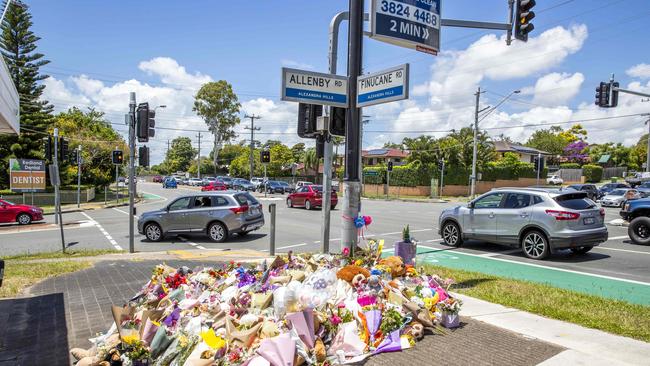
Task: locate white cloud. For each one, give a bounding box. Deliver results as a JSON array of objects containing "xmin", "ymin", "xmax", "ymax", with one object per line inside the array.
[
  {"xmin": 627, "ymin": 63, "xmax": 650, "ymax": 79},
  {"xmin": 138, "ymin": 57, "xmax": 212, "ymax": 87},
  {"xmin": 281, "ymin": 59, "xmax": 314, "ymax": 70},
  {"xmin": 531, "ymin": 72, "xmax": 584, "ymax": 106}
]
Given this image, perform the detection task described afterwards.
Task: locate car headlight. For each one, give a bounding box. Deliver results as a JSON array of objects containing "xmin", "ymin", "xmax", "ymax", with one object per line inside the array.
[{"xmin": 624, "ymin": 203, "xmax": 630, "ymax": 211}]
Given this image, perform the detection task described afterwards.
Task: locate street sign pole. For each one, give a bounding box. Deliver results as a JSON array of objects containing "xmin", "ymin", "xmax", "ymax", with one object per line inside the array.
[
  {"xmin": 77, "ymin": 145, "xmax": 81, "ymax": 208},
  {"xmin": 128, "ymin": 92, "xmax": 136, "ymax": 254},
  {"xmin": 440, "ymin": 160, "xmax": 445, "ymax": 198},
  {"xmin": 53, "ymin": 128, "xmax": 65, "ymax": 252},
  {"xmin": 386, "ymin": 169, "xmax": 390, "ymax": 199},
  {"xmin": 342, "ymin": 0, "xmax": 364, "ymax": 256},
  {"xmin": 115, "ymin": 155, "xmax": 119, "ymax": 204}
]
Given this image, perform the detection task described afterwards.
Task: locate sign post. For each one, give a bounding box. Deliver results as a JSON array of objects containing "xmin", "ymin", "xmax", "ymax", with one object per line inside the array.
[
  {"xmin": 357, "ymin": 64, "xmax": 409, "ymax": 107},
  {"xmin": 370, "ymin": 0, "xmax": 441, "ymax": 55},
  {"xmin": 281, "ymin": 67, "xmax": 349, "ymax": 107}
]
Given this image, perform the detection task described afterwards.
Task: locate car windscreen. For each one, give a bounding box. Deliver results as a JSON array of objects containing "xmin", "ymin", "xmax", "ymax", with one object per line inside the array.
[
  {"xmin": 234, "ymin": 193, "xmax": 259, "ymax": 206},
  {"xmin": 312, "ymin": 186, "xmax": 323, "ymax": 192},
  {"xmin": 609, "ymin": 189, "xmax": 626, "ymax": 196},
  {"xmin": 554, "ymin": 192, "xmax": 596, "ymax": 210},
  {"xmin": 279, "ymin": 182, "xmax": 289, "ymax": 186},
  {"xmin": 268, "ymin": 181, "xmax": 280, "ymax": 186}
]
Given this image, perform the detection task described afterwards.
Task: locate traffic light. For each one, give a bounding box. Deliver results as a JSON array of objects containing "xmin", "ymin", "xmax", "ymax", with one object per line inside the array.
[
  {"xmin": 438, "ymin": 160, "xmax": 444, "ymax": 170},
  {"xmin": 139, "ymin": 146, "xmax": 149, "ymax": 167},
  {"xmin": 59, "ymin": 137, "xmax": 69, "ymax": 162},
  {"xmin": 70, "ymin": 148, "xmax": 79, "ymax": 165},
  {"xmin": 297, "ymin": 103, "xmax": 322, "ymax": 138},
  {"xmin": 260, "ymin": 149, "xmax": 271, "ymax": 163},
  {"xmin": 610, "ymin": 81, "xmax": 620, "ymax": 108},
  {"xmin": 514, "ymin": 0, "xmax": 536, "ymax": 42},
  {"xmin": 112, "ymin": 150, "xmax": 123, "ymax": 165},
  {"xmin": 533, "ymin": 156, "xmax": 544, "ymax": 172},
  {"xmin": 316, "ymin": 135, "xmax": 324, "ymax": 160},
  {"xmin": 595, "ymin": 82, "xmax": 610, "ymax": 108},
  {"xmin": 44, "ymin": 136, "xmax": 52, "ymax": 162},
  {"xmin": 330, "ymin": 107, "xmax": 346, "ymax": 137},
  {"xmin": 387, "ymin": 161, "xmax": 393, "ymax": 172},
  {"xmin": 137, "ymin": 102, "xmax": 156, "ymax": 142}
]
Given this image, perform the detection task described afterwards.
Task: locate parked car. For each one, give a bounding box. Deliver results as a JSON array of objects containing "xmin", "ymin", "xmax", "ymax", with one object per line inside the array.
[
  {"xmin": 162, "ymin": 177, "xmax": 177, "ymax": 189},
  {"xmin": 620, "ymin": 198, "xmax": 650, "ymax": 245},
  {"xmin": 625, "ymin": 172, "xmax": 650, "ymax": 187},
  {"xmin": 260, "ymin": 180, "xmax": 284, "ymax": 194},
  {"xmin": 233, "ymin": 178, "xmax": 255, "ymax": 191},
  {"xmin": 201, "ymin": 181, "xmax": 227, "ymax": 191},
  {"xmin": 566, "ymin": 184, "xmax": 599, "ymax": 201},
  {"xmin": 217, "ymin": 176, "xmax": 234, "ymax": 189},
  {"xmin": 0, "ymin": 199, "xmax": 44, "ymax": 225},
  {"xmin": 287, "ymin": 185, "xmax": 338, "ymax": 210},
  {"xmin": 138, "ymin": 192, "xmax": 264, "ymax": 242},
  {"xmin": 600, "ymin": 188, "xmax": 641, "ymax": 207},
  {"xmin": 202, "ymin": 177, "xmax": 217, "ymax": 186},
  {"xmin": 546, "ymin": 175, "xmax": 563, "ymax": 185},
  {"xmin": 152, "ymin": 175, "xmax": 163, "ymax": 183},
  {"xmin": 598, "ymin": 182, "xmax": 630, "ymax": 198},
  {"xmin": 172, "ymin": 176, "xmax": 183, "ymax": 184},
  {"xmin": 251, "ymin": 177, "xmax": 264, "ymax": 189},
  {"xmin": 181, "ymin": 178, "xmax": 190, "ymax": 185},
  {"xmin": 295, "ymin": 181, "xmax": 313, "ymax": 191},
  {"xmin": 634, "ymin": 181, "xmax": 650, "ymax": 198},
  {"xmin": 278, "ymin": 181, "xmax": 294, "ymax": 193},
  {"xmin": 438, "ymin": 188, "xmax": 607, "ymax": 260}
]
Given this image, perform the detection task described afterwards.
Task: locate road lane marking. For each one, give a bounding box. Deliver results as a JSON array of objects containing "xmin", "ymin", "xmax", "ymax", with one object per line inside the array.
[
  {"xmin": 178, "ymin": 236, "xmax": 207, "ymax": 250},
  {"xmin": 80, "ymin": 212, "xmax": 123, "ymax": 251},
  {"xmin": 112, "ymin": 207, "xmax": 139, "ymax": 219},
  {"xmin": 607, "ymin": 235, "xmax": 629, "ymax": 241},
  {"xmin": 416, "ymin": 244, "xmax": 650, "ymax": 287},
  {"xmin": 261, "ymin": 243, "xmax": 308, "ymax": 252},
  {"xmin": 596, "ymin": 246, "xmax": 650, "ymax": 255}
]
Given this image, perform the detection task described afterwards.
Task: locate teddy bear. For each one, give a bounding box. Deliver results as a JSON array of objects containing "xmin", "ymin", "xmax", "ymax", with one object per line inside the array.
[
  {"xmin": 336, "ymin": 265, "xmax": 370, "ymax": 286},
  {"xmin": 378, "ymin": 256, "xmax": 406, "ymax": 278}
]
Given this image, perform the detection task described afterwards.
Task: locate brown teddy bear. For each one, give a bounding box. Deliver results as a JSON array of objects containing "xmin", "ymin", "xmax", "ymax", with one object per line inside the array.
[
  {"xmin": 379, "ymin": 256, "xmax": 405, "ymax": 278},
  {"xmin": 336, "ymin": 265, "xmax": 370, "ymax": 285}
]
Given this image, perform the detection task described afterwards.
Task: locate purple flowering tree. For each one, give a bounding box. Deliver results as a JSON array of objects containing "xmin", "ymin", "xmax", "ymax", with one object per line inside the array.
[{"xmin": 563, "ymin": 140, "xmax": 589, "ymax": 163}]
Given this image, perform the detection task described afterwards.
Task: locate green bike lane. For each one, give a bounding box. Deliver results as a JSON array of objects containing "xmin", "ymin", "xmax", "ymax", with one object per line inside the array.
[{"xmin": 384, "ymin": 244, "xmax": 650, "ymax": 306}]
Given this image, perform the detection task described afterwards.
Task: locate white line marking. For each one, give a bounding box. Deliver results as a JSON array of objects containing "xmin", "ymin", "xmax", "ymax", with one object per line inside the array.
[
  {"xmin": 177, "ymin": 236, "xmax": 207, "ymax": 250},
  {"xmin": 607, "ymin": 235, "xmax": 629, "ymax": 241},
  {"xmin": 415, "ymin": 244, "xmax": 650, "ymax": 287},
  {"xmin": 596, "ymin": 246, "xmax": 650, "ymax": 255},
  {"xmin": 80, "ymin": 212, "xmax": 122, "ymax": 251},
  {"xmin": 425, "ymin": 238, "xmax": 443, "ymax": 243},
  {"xmin": 112, "ymin": 207, "xmax": 139, "ymax": 219},
  {"xmin": 196, "ymin": 245, "xmax": 207, "ymax": 250}
]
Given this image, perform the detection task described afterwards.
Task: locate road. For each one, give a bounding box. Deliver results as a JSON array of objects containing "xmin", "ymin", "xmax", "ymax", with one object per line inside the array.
[{"xmin": 1, "ymin": 182, "xmax": 650, "ymax": 302}]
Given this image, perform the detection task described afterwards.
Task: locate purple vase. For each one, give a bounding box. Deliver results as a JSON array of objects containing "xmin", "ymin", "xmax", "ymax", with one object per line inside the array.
[{"xmin": 395, "ymin": 241, "xmax": 417, "ymax": 266}]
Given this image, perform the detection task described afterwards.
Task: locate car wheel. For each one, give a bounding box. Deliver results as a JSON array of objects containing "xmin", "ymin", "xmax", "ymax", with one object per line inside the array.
[
  {"xmin": 305, "ymin": 200, "xmax": 312, "ymax": 210},
  {"xmin": 287, "ymin": 198, "xmax": 293, "ymax": 208},
  {"xmin": 521, "ymin": 230, "xmax": 550, "ymax": 260},
  {"xmin": 208, "ymin": 222, "xmax": 228, "ymax": 243},
  {"xmin": 17, "ymin": 213, "xmax": 32, "ymax": 225},
  {"xmin": 570, "ymin": 246, "xmax": 593, "ymax": 254},
  {"xmin": 144, "ymin": 223, "xmax": 163, "ymax": 242},
  {"xmin": 441, "ymin": 221, "xmax": 462, "ymax": 247},
  {"xmin": 628, "ymin": 217, "xmax": 650, "ymax": 245}
]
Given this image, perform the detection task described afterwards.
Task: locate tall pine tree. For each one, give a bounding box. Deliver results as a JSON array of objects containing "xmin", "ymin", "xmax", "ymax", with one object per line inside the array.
[{"xmin": 0, "ymin": 1, "xmax": 52, "ymax": 188}]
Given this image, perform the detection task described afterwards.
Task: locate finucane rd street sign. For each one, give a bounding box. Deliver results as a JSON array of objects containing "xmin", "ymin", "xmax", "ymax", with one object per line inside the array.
[
  {"xmin": 281, "ymin": 67, "xmax": 349, "ymax": 108},
  {"xmin": 370, "ymin": 0, "xmax": 441, "ymax": 55},
  {"xmin": 358, "ymin": 63, "xmax": 409, "ymax": 107}
]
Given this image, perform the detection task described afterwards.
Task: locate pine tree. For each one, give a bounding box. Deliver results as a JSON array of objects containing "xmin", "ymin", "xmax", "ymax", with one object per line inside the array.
[{"xmin": 0, "ymin": 1, "xmax": 53, "ymax": 187}]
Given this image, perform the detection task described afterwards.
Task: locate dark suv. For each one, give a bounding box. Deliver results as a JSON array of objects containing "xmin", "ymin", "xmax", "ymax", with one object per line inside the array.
[
  {"xmin": 138, "ymin": 192, "xmax": 264, "ymax": 243},
  {"xmin": 566, "ymin": 184, "xmax": 599, "ymax": 201},
  {"xmin": 620, "ymin": 198, "xmax": 650, "ymax": 245}
]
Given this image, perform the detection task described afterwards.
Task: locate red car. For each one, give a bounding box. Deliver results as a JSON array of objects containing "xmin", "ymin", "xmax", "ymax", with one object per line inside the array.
[
  {"xmin": 0, "ymin": 199, "xmax": 44, "ymax": 225},
  {"xmin": 152, "ymin": 175, "xmax": 163, "ymax": 183},
  {"xmin": 287, "ymin": 185, "xmax": 337, "ymax": 210},
  {"xmin": 201, "ymin": 181, "xmax": 227, "ymax": 191}
]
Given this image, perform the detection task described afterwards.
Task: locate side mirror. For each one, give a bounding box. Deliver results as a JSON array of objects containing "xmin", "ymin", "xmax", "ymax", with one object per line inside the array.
[{"xmin": 467, "ymin": 202, "xmax": 474, "ymax": 209}]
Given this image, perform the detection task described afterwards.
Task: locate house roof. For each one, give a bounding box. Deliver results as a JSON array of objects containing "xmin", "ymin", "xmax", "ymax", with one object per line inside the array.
[
  {"xmin": 361, "ymin": 148, "xmax": 409, "ymax": 158},
  {"xmin": 493, "ymin": 141, "xmax": 551, "ymax": 156},
  {"xmin": 598, "ymin": 154, "xmax": 611, "ymax": 163}
]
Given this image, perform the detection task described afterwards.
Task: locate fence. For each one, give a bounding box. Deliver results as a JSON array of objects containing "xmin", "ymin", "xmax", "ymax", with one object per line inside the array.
[
  {"xmin": 0, "ymin": 188, "xmax": 96, "ymax": 206},
  {"xmin": 557, "ymin": 169, "xmax": 583, "ymax": 183},
  {"xmin": 363, "ymin": 177, "xmax": 540, "ymax": 197},
  {"xmin": 603, "ymin": 167, "xmax": 627, "ymax": 180}
]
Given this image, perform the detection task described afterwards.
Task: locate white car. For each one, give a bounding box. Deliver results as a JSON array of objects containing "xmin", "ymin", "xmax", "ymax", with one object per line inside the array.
[
  {"xmin": 295, "ymin": 181, "xmax": 313, "ymax": 191},
  {"xmin": 189, "ymin": 178, "xmax": 203, "ymax": 186},
  {"xmin": 546, "ymin": 175, "xmax": 563, "ymax": 185},
  {"xmin": 600, "ymin": 188, "xmax": 641, "ymax": 207},
  {"xmin": 251, "ymin": 177, "xmax": 264, "ymax": 189}
]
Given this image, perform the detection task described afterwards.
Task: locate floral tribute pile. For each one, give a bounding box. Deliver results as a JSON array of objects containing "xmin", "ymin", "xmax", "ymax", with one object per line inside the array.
[{"xmin": 70, "ymin": 240, "xmax": 463, "ymax": 366}]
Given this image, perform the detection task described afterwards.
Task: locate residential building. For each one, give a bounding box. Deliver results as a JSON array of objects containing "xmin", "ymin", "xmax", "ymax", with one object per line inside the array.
[
  {"xmin": 493, "ymin": 141, "xmax": 550, "ymax": 165},
  {"xmin": 0, "ymin": 56, "xmax": 19, "ymax": 134},
  {"xmin": 362, "ymin": 148, "xmax": 409, "ymax": 166}
]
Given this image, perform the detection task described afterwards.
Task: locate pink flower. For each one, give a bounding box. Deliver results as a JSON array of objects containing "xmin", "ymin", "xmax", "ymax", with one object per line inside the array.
[
  {"xmin": 342, "ymin": 248, "xmax": 350, "ymax": 256},
  {"xmin": 337, "ymin": 303, "xmax": 346, "ymax": 309},
  {"xmin": 331, "ymin": 315, "xmax": 342, "ymax": 325}
]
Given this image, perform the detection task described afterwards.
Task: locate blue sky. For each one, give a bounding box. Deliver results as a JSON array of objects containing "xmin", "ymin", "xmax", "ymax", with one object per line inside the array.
[{"xmin": 26, "ymin": 0, "xmax": 650, "ymax": 163}]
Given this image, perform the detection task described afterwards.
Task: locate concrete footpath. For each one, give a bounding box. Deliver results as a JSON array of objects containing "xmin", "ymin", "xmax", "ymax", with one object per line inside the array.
[{"xmin": 0, "ymin": 249, "xmax": 648, "ymax": 365}]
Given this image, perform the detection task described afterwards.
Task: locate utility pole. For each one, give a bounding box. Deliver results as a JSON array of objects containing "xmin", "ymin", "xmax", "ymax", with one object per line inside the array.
[
  {"xmin": 341, "ymin": 0, "xmax": 364, "ymax": 256},
  {"xmin": 470, "ymin": 87, "xmax": 482, "ymax": 199},
  {"xmin": 440, "ymin": 160, "xmax": 445, "ymax": 198},
  {"xmin": 244, "ymin": 115, "xmax": 261, "ymax": 181},
  {"xmin": 645, "ymin": 114, "xmax": 650, "ymax": 173},
  {"xmin": 115, "ymin": 145, "xmax": 119, "ymax": 204},
  {"xmin": 53, "ymin": 130, "xmax": 60, "ymax": 225},
  {"xmin": 196, "ymin": 132, "xmax": 202, "ymax": 179},
  {"xmin": 128, "ymin": 92, "xmax": 136, "ymax": 254},
  {"xmin": 76, "ymin": 145, "xmax": 81, "ymax": 208}
]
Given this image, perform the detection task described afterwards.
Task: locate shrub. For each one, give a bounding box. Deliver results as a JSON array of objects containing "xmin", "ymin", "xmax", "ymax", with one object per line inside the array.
[
  {"xmin": 560, "ymin": 163, "xmax": 581, "ymax": 169},
  {"xmin": 582, "ymin": 164, "xmax": 603, "ymax": 183}
]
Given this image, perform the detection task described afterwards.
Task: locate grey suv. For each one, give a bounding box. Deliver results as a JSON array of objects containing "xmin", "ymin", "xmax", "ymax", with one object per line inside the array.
[
  {"xmin": 438, "ymin": 188, "xmax": 608, "ymax": 259},
  {"xmin": 138, "ymin": 191, "xmax": 264, "ymax": 243}
]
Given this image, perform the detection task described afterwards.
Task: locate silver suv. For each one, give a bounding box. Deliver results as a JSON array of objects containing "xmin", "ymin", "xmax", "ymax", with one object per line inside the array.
[
  {"xmin": 438, "ymin": 188, "xmax": 608, "ymax": 260},
  {"xmin": 138, "ymin": 191, "xmax": 264, "ymax": 243}
]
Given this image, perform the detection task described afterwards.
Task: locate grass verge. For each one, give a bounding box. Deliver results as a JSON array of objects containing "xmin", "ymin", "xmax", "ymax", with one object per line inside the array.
[
  {"xmin": 423, "ymin": 264, "xmax": 650, "ymax": 343},
  {"xmin": 0, "ymin": 260, "xmax": 92, "ymax": 298},
  {"xmin": 1, "ymin": 249, "xmax": 123, "ymax": 261}
]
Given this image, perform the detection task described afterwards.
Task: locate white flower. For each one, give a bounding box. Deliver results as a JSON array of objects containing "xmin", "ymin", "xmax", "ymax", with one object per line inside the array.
[{"xmin": 240, "ymin": 313, "xmax": 259, "ymax": 327}]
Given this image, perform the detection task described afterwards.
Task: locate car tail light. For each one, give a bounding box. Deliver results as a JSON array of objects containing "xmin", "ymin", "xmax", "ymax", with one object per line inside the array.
[
  {"xmin": 599, "ymin": 208, "xmax": 605, "ymax": 217},
  {"xmin": 230, "ymin": 204, "xmax": 249, "ymax": 214},
  {"xmin": 545, "ymin": 209, "xmax": 580, "ymax": 220}
]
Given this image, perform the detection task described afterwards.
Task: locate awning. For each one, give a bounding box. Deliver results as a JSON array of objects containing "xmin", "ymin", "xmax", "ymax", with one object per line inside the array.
[{"xmin": 0, "ymin": 57, "xmax": 19, "ymax": 135}]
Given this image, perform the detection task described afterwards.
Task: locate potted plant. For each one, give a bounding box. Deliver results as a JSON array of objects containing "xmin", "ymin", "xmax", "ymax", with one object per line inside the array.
[
  {"xmin": 126, "ymin": 340, "xmax": 151, "ymax": 366},
  {"xmin": 438, "ymin": 297, "xmax": 463, "ymax": 328},
  {"xmin": 395, "ymin": 224, "xmax": 417, "ymax": 266}
]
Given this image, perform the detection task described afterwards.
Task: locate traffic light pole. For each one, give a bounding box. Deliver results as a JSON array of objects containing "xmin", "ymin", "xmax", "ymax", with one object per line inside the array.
[
  {"xmin": 128, "ymin": 92, "xmax": 136, "ymax": 254},
  {"xmin": 77, "ymin": 145, "xmax": 81, "ymax": 208},
  {"xmin": 53, "ymin": 128, "xmax": 65, "ymax": 252}
]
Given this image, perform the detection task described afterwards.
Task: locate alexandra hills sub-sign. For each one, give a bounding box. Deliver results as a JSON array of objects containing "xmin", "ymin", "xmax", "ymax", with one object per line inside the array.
[
  {"xmin": 358, "ymin": 64, "xmax": 409, "ymax": 107},
  {"xmin": 281, "ymin": 68, "xmax": 349, "ymax": 108},
  {"xmin": 9, "ymin": 158, "xmax": 46, "ymax": 192}
]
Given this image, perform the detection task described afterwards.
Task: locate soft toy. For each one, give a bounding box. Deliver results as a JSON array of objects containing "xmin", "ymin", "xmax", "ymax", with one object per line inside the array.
[
  {"xmin": 336, "ymin": 265, "xmax": 370, "ymax": 284},
  {"xmin": 405, "ymin": 321, "xmax": 425, "ymax": 340},
  {"xmin": 378, "ymin": 256, "xmax": 406, "ymax": 278}
]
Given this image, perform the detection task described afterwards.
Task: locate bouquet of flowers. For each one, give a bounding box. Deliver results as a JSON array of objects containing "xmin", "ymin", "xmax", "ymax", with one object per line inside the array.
[{"xmin": 438, "ymin": 297, "xmax": 462, "ymax": 314}]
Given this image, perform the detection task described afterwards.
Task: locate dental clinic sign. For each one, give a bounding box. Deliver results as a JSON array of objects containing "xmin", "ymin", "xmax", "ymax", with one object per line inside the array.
[
  {"xmin": 9, "ymin": 158, "xmax": 46, "ymax": 193},
  {"xmin": 281, "ymin": 68, "xmax": 349, "ymax": 108}
]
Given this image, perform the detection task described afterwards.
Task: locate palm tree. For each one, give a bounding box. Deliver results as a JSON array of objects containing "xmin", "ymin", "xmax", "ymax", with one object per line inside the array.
[{"xmin": 302, "ymin": 148, "xmax": 318, "ymax": 175}]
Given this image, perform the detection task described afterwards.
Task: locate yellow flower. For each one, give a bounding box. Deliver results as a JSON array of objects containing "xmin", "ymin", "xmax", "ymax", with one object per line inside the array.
[
  {"xmin": 121, "ymin": 334, "xmax": 140, "ymax": 345},
  {"xmin": 201, "ymin": 329, "xmax": 227, "ymax": 350},
  {"xmin": 377, "ymin": 240, "xmax": 384, "ymax": 254},
  {"xmin": 355, "ymin": 259, "xmax": 363, "ymax": 266}
]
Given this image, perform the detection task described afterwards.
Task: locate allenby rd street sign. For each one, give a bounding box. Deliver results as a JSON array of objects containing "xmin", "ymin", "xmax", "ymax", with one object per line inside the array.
[
  {"xmin": 9, "ymin": 159, "xmax": 46, "ymax": 193},
  {"xmin": 281, "ymin": 67, "xmax": 349, "ymax": 108},
  {"xmin": 358, "ymin": 64, "xmax": 409, "ymax": 107},
  {"xmin": 370, "ymin": 0, "xmax": 441, "ymax": 55}
]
